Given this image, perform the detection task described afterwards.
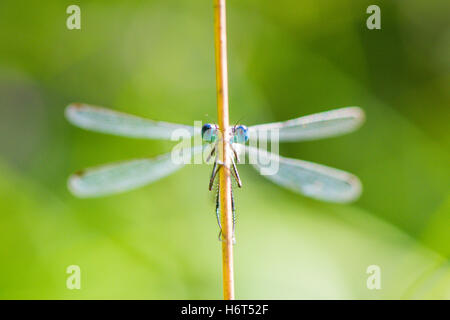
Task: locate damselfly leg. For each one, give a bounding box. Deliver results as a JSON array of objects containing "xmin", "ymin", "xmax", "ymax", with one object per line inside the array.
[
  {"xmin": 230, "ymin": 155, "xmax": 242, "ymax": 188},
  {"xmin": 209, "ymin": 159, "xmax": 220, "ymax": 191}
]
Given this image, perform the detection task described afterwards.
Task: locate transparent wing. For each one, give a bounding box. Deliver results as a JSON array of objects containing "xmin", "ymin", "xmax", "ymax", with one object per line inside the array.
[
  {"xmin": 244, "ymin": 146, "xmax": 362, "ymax": 203},
  {"xmin": 68, "ymin": 146, "xmax": 203, "ymax": 198},
  {"xmin": 248, "ymin": 106, "xmax": 365, "ymax": 142},
  {"xmin": 66, "ymin": 103, "xmax": 200, "ymax": 139}
]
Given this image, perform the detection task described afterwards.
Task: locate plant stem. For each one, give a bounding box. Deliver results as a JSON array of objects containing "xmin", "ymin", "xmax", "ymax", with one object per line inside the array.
[{"xmin": 213, "ymin": 0, "xmax": 234, "ymax": 300}]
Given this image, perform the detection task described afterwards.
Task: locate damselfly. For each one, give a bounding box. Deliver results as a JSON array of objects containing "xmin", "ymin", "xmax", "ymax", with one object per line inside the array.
[{"xmin": 66, "ymin": 103, "xmax": 365, "ymax": 240}]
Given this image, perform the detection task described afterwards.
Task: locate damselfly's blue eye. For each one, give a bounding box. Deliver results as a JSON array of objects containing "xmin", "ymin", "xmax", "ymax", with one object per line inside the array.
[
  {"xmin": 233, "ymin": 125, "xmax": 248, "ymax": 144},
  {"xmin": 201, "ymin": 123, "xmax": 218, "ymax": 142}
]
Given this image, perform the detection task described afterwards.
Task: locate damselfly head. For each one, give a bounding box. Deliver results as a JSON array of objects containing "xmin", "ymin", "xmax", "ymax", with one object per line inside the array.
[
  {"xmin": 201, "ymin": 123, "xmax": 219, "ymax": 143},
  {"xmin": 232, "ymin": 125, "xmax": 249, "ymax": 144}
]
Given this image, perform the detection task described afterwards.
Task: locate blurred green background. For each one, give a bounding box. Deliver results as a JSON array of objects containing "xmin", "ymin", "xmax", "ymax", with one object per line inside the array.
[{"xmin": 0, "ymin": 0, "xmax": 449, "ymax": 299}]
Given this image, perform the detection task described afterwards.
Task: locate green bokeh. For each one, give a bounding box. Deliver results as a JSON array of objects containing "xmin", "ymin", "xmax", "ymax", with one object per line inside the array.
[{"xmin": 0, "ymin": 0, "xmax": 448, "ymax": 299}]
